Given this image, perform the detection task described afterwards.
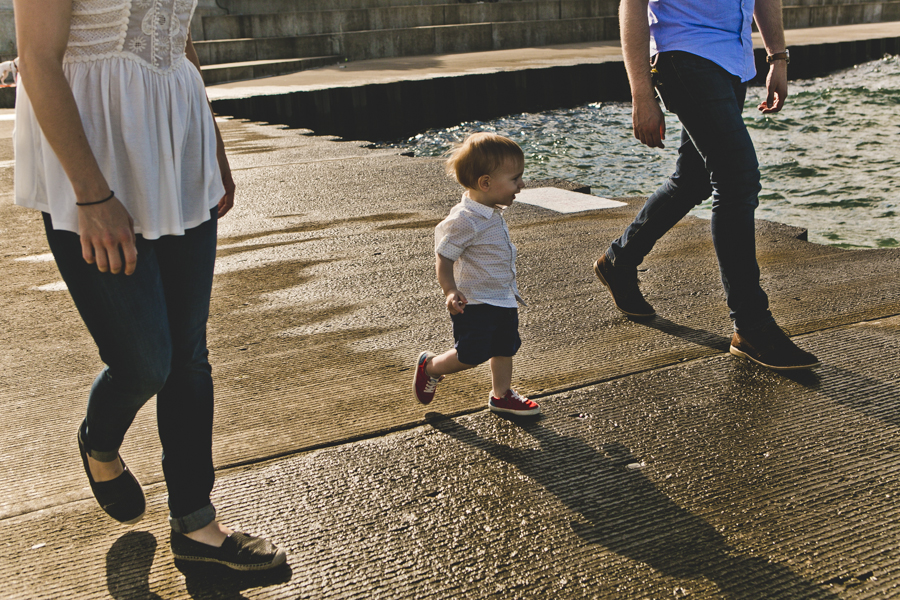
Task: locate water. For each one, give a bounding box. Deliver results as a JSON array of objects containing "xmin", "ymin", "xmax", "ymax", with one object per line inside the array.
[{"xmin": 382, "ymin": 55, "xmax": 900, "ymax": 249}]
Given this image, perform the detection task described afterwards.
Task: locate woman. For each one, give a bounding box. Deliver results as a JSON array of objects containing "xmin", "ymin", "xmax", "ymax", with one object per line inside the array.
[{"xmin": 13, "ymin": 0, "xmax": 285, "ymax": 570}]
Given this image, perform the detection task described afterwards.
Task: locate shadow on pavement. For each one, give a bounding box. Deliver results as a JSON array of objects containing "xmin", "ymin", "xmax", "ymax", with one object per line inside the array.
[
  {"xmin": 427, "ymin": 413, "xmax": 839, "ymax": 600},
  {"xmin": 106, "ymin": 531, "xmax": 164, "ymax": 600},
  {"xmin": 176, "ymin": 560, "xmax": 292, "ymax": 600},
  {"xmin": 105, "ymin": 530, "xmax": 292, "ymax": 600},
  {"xmin": 636, "ymin": 315, "xmax": 732, "ymax": 353},
  {"xmin": 785, "ymin": 363, "xmax": 900, "ymax": 428}
]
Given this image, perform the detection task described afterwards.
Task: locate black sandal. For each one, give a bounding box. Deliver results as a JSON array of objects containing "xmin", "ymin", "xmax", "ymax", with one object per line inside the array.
[{"xmin": 77, "ymin": 421, "xmax": 145, "ymax": 525}]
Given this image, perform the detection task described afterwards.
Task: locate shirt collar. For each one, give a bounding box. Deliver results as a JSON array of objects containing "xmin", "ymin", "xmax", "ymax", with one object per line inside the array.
[{"xmin": 462, "ymin": 192, "xmax": 501, "ymax": 219}]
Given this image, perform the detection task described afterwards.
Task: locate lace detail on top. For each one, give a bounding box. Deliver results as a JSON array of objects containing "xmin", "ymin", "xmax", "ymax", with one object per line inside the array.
[{"xmin": 65, "ymin": 0, "xmax": 197, "ymax": 74}]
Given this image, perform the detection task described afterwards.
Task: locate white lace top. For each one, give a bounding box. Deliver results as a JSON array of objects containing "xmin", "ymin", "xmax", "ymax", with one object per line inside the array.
[{"xmin": 14, "ymin": 0, "xmax": 224, "ymax": 239}]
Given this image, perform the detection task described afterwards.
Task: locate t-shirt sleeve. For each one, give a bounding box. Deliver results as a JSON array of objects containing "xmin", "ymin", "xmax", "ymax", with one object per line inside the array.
[{"xmin": 435, "ymin": 213, "xmax": 477, "ymax": 261}]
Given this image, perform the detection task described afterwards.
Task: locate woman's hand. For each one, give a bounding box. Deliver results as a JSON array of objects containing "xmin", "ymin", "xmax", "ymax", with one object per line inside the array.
[
  {"xmin": 216, "ymin": 138, "xmax": 235, "ymax": 218},
  {"xmin": 77, "ymin": 195, "xmax": 138, "ymax": 275}
]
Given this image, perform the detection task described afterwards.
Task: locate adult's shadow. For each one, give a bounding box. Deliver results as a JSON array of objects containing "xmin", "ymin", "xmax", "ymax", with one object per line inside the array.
[
  {"xmin": 635, "ymin": 315, "xmax": 732, "ymax": 353},
  {"xmin": 428, "ymin": 414, "xmax": 838, "ymax": 599},
  {"xmin": 106, "ymin": 531, "xmax": 164, "ymax": 600}
]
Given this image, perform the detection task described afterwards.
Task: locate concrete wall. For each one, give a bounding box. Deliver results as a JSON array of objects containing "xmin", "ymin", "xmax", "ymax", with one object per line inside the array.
[
  {"xmin": 0, "ymin": 0, "xmax": 225, "ymax": 49},
  {"xmin": 783, "ymin": 1, "xmax": 900, "ymax": 27},
  {"xmin": 200, "ymin": 0, "xmax": 619, "ymax": 41},
  {"xmin": 221, "ymin": 0, "xmax": 456, "ymax": 14},
  {"xmin": 0, "ymin": 5, "xmax": 15, "ymax": 60},
  {"xmin": 192, "ymin": 17, "xmax": 619, "ymax": 64}
]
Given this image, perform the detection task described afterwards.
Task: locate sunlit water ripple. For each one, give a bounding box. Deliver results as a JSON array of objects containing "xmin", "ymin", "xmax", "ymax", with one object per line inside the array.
[{"xmin": 381, "ymin": 55, "xmax": 900, "ymax": 249}]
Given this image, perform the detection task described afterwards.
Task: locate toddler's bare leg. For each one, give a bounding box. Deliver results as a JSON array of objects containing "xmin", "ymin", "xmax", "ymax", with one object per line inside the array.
[
  {"xmin": 489, "ymin": 356, "xmax": 513, "ymax": 399},
  {"xmin": 428, "ymin": 349, "xmax": 474, "ymax": 377}
]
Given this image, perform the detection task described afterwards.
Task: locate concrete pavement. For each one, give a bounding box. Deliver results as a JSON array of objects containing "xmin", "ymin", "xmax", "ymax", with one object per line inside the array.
[{"xmin": 2, "ymin": 25, "xmax": 900, "ymax": 599}]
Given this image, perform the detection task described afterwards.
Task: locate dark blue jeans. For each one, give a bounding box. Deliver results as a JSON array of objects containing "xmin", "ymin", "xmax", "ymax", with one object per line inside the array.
[
  {"xmin": 44, "ymin": 210, "xmax": 218, "ymax": 533},
  {"xmin": 608, "ymin": 51, "xmax": 774, "ymax": 331}
]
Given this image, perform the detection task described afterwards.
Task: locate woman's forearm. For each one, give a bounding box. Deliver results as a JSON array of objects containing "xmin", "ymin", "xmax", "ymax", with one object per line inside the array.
[{"xmin": 14, "ymin": 0, "xmax": 111, "ymax": 204}]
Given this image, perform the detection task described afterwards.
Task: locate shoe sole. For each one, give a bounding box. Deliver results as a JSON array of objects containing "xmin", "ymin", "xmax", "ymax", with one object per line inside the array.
[
  {"xmin": 730, "ymin": 345, "xmax": 820, "ymax": 370},
  {"xmin": 488, "ymin": 402, "xmax": 541, "ymax": 416},
  {"xmin": 593, "ymin": 260, "xmax": 656, "ymax": 318},
  {"xmin": 413, "ymin": 351, "xmax": 435, "ymax": 405},
  {"xmin": 173, "ymin": 550, "xmax": 287, "ymax": 571}
]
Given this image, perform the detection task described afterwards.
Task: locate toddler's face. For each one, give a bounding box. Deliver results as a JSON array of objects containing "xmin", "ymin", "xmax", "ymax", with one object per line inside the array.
[{"xmin": 483, "ymin": 159, "xmax": 525, "ymax": 209}]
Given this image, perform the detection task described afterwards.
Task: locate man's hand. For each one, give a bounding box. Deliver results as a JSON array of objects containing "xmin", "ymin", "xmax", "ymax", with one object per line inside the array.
[
  {"xmin": 632, "ymin": 94, "xmax": 666, "ymax": 148},
  {"xmin": 445, "ymin": 290, "xmax": 468, "ymax": 315},
  {"xmin": 78, "ymin": 195, "xmax": 137, "ymax": 275},
  {"xmin": 758, "ymin": 61, "xmax": 788, "ymax": 113}
]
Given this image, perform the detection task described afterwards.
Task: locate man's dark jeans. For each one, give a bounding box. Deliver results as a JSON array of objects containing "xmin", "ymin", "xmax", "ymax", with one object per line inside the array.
[
  {"xmin": 44, "ymin": 209, "xmax": 219, "ymax": 533},
  {"xmin": 608, "ymin": 51, "xmax": 774, "ymax": 331}
]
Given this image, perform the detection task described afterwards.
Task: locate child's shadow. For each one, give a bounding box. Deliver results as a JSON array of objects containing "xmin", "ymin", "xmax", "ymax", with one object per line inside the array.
[
  {"xmin": 427, "ymin": 414, "xmax": 839, "ymax": 599},
  {"xmin": 105, "ymin": 531, "xmax": 291, "ymax": 600}
]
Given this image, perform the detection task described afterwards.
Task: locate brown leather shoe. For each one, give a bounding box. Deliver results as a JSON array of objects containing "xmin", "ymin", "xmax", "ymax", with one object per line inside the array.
[
  {"xmin": 593, "ymin": 255, "xmax": 655, "ymax": 318},
  {"xmin": 730, "ymin": 322, "xmax": 820, "ymax": 370}
]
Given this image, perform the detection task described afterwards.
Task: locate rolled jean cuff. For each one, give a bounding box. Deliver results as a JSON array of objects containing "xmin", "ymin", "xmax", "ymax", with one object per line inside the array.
[
  {"xmin": 87, "ymin": 447, "xmax": 120, "ymax": 463},
  {"xmin": 169, "ymin": 503, "xmax": 216, "ymax": 534},
  {"xmin": 80, "ymin": 420, "xmax": 120, "ymax": 463},
  {"xmin": 733, "ymin": 315, "xmax": 776, "ymax": 333}
]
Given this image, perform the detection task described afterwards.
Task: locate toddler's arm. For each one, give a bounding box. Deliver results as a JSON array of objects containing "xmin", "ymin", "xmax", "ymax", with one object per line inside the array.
[{"xmin": 436, "ymin": 254, "xmax": 468, "ymax": 315}]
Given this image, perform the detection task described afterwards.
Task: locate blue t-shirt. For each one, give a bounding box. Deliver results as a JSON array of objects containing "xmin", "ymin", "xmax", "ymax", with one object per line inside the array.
[{"xmin": 649, "ymin": 0, "xmax": 757, "ymax": 82}]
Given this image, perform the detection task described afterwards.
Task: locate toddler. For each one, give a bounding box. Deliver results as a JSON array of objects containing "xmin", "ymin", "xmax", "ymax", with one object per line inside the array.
[{"xmin": 413, "ymin": 132, "xmax": 540, "ymax": 416}]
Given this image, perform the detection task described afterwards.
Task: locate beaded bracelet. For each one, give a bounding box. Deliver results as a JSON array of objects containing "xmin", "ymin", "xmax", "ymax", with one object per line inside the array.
[{"xmin": 75, "ymin": 190, "xmax": 115, "ymax": 206}]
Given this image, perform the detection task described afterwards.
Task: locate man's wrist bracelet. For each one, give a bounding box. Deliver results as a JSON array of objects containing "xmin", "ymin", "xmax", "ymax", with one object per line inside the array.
[
  {"xmin": 766, "ymin": 50, "xmax": 790, "ymax": 64},
  {"xmin": 76, "ymin": 190, "xmax": 115, "ymax": 206}
]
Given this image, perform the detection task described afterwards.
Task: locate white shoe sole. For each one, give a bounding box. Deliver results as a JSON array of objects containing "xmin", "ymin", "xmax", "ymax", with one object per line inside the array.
[{"xmin": 488, "ymin": 400, "xmax": 541, "ymax": 416}]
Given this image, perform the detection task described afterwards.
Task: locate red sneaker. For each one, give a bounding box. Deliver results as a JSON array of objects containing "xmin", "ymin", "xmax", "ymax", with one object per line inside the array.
[
  {"xmin": 413, "ymin": 351, "xmax": 443, "ymax": 405},
  {"xmin": 488, "ymin": 389, "xmax": 541, "ymax": 416}
]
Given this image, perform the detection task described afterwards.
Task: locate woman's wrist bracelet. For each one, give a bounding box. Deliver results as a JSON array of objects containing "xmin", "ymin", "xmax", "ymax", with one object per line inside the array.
[{"xmin": 75, "ymin": 190, "xmax": 115, "ymax": 206}]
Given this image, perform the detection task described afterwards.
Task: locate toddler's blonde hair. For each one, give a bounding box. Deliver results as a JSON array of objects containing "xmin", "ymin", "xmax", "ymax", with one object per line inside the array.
[{"xmin": 445, "ymin": 132, "xmax": 524, "ymax": 190}]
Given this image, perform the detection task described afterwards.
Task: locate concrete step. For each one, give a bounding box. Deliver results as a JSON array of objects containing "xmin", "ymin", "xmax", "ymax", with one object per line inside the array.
[
  {"xmin": 200, "ymin": 55, "xmax": 342, "ymax": 85},
  {"xmin": 219, "ymin": 0, "xmax": 462, "ymax": 15},
  {"xmin": 199, "ymin": 0, "xmax": 617, "ymax": 41},
  {"xmin": 783, "ymin": 1, "xmax": 900, "ymax": 27},
  {"xmin": 194, "ymin": 17, "xmax": 619, "ymax": 66},
  {"xmin": 784, "ymin": 0, "xmax": 895, "ymax": 4}
]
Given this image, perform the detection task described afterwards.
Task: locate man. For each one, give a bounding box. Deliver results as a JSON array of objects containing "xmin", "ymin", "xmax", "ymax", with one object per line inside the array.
[{"xmin": 594, "ymin": 0, "xmax": 819, "ymax": 370}]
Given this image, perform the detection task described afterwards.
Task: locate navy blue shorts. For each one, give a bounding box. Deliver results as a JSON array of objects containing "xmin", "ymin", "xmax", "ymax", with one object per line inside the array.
[{"xmin": 451, "ymin": 304, "xmax": 521, "ymax": 366}]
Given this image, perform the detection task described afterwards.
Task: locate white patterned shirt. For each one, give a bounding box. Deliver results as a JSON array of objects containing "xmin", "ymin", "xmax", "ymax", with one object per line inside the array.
[{"xmin": 434, "ymin": 193, "xmax": 524, "ymax": 308}]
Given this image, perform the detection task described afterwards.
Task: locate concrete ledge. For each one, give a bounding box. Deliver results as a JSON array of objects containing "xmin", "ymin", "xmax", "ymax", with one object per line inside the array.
[
  {"xmin": 209, "ymin": 33, "xmax": 900, "ymax": 142},
  {"xmin": 212, "ymin": 61, "xmax": 631, "ymax": 141},
  {"xmin": 201, "ymin": 55, "xmax": 343, "ymax": 85}
]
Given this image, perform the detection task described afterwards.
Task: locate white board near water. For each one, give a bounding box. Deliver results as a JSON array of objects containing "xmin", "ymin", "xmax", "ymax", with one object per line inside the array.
[{"xmin": 514, "ymin": 187, "xmax": 626, "ymax": 214}]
